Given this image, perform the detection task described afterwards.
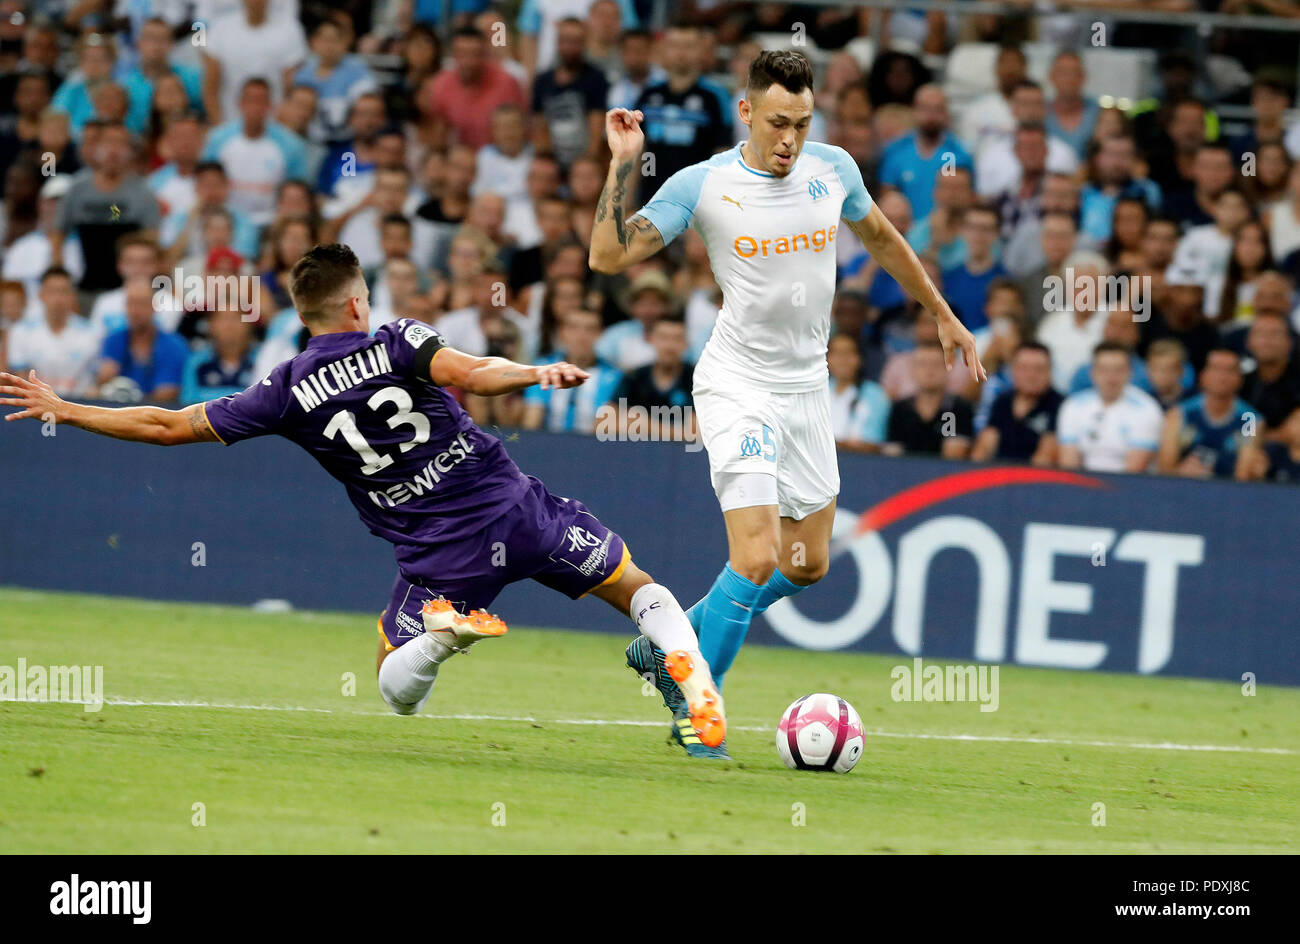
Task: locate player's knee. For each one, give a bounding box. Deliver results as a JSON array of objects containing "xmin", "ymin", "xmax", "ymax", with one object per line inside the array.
[
  {"xmin": 731, "ymin": 544, "xmax": 779, "ymax": 585},
  {"xmin": 785, "ymin": 557, "xmax": 829, "ymax": 585}
]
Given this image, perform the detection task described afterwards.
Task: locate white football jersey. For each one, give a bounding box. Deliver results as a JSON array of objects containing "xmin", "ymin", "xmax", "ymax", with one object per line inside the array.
[
  {"xmin": 6, "ymin": 315, "xmax": 102, "ymax": 396},
  {"xmin": 636, "ymin": 142, "xmax": 873, "ymax": 393}
]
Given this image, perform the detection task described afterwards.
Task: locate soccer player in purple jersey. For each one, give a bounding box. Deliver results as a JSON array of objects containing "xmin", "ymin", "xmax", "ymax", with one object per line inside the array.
[{"xmin": 1, "ymin": 244, "xmax": 727, "ymax": 749}]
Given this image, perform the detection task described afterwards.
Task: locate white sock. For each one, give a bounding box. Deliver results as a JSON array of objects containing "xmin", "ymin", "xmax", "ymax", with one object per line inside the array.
[
  {"xmin": 630, "ymin": 583, "xmax": 699, "ymax": 655},
  {"xmin": 378, "ymin": 633, "xmax": 453, "ymax": 715}
]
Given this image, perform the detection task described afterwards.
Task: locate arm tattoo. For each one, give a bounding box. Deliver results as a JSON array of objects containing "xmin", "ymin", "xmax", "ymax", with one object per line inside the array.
[
  {"xmin": 595, "ymin": 159, "xmax": 636, "ymax": 248},
  {"xmin": 186, "ymin": 405, "xmax": 218, "ymax": 442}
]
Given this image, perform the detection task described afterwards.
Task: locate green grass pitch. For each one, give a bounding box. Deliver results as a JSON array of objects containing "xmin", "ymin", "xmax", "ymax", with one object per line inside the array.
[{"xmin": 1, "ymin": 587, "xmax": 1297, "ymax": 853}]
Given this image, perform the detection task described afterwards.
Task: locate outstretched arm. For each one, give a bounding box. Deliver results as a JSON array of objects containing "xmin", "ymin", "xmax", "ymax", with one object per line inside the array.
[
  {"xmin": 1, "ymin": 370, "xmax": 219, "ymax": 445},
  {"xmin": 588, "ymin": 109, "xmax": 665, "ymax": 274},
  {"xmin": 428, "ymin": 347, "xmax": 589, "ymax": 396},
  {"xmin": 845, "ymin": 203, "xmax": 987, "ymax": 384}
]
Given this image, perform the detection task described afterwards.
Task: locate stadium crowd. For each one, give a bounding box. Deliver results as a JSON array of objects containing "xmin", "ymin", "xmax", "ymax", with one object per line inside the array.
[{"xmin": 3, "ymin": 0, "xmax": 1300, "ymax": 483}]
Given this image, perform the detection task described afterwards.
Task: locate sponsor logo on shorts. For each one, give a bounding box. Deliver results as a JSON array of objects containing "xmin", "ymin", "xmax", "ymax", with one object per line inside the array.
[
  {"xmin": 577, "ymin": 531, "xmax": 613, "ymax": 579},
  {"xmin": 395, "ymin": 609, "xmax": 425, "ymax": 639}
]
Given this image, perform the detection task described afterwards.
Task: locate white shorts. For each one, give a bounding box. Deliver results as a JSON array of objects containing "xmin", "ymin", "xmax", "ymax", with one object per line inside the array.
[{"xmin": 693, "ymin": 378, "xmax": 840, "ymax": 521}]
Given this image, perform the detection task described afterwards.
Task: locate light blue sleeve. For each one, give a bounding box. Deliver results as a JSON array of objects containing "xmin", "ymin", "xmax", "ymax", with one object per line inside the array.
[
  {"xmin": 201, "ymin": 122, "xmax": 237, "ymax": 161},
  {"xmin": 516, "ymin": 0, "xmax": 540, "ymax": 34},
  {"xmin": 807, "ymin": 142, "xmax": 873, "ymax": 221},
  {"xmin": 180, "ymin": 348, "xmax": 204, "ymax": 406},
  {"xmin": 635, "ymin": 162, "xmax": 709, "ymax": 246},
  {"xmin": 597, "ymin": 366, "xmax": 624, "ymax": 404},
  {"xmin": 857, "ymin": 382, "xmax": 890, "ymax": 444},
  {"xmin": 616, "ymin": 0, "xmax": 640, "ymax": 28},
  {"xmin": 594, "ymin": 324, "xmax": 623, "ymax": 366}
]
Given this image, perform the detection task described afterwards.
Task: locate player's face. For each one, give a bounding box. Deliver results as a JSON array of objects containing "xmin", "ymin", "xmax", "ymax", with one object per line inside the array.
[{"xmin": 743, "ymin": 85, "xmax": 814, "ymax": 177}]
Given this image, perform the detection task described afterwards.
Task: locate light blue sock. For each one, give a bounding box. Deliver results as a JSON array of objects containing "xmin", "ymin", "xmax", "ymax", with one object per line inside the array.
[
  {"xmin": 695, "ymin": 565, "xmax": 765, "ymax": 689},
  {"xmin": 752, "ymin": 568, "xmax": 808, "ymax": 615}
]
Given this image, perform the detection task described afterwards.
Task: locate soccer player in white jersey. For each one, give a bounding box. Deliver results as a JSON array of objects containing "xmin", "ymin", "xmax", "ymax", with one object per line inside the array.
[{"xmin": 590, "ymin": 50, "xmax": 985, "ymax": 757}]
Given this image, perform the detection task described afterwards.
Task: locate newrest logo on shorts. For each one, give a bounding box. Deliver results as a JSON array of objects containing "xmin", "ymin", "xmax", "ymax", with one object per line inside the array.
[
  {"xmin": 50, "ymin": 875, "xmax": 151, "ymax": 924},
  {"xmin": 733, "ymin": 225, "xmax": 838, "ymax": 258}
]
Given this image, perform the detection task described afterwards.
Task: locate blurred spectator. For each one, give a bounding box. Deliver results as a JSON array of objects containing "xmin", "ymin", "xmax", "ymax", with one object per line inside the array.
[
  {"xmin": 203, "ymin": 77, "xmax": 310, "ymax": 226},
  {"xmin": 523, "ymin": 308, "xmax": 621, "ymax": 433},
  {"xmin": 161, "ymin": 161, "xmax": 259, "ymax": 265},
  {"xmin": 827, "ymin": 331, "xmax": 889, "ymax": 452},
  {"xmin": 51, "ymin": 32, "xmax": 151, "ymax": 140},
  {"xmin": 942, "ymin": 204, "xmax": 1006, "ymax": 331},
  {"xmin": 181, "ymin": 307, "xmax": 259, "ymax": 404},
  {"xmin": 1228, "ymin": 73, "xmax": 1291, "ymax": 161},
  {"xmin": 147, "ymin": 112, "xmax": 204, "ymax": 224},
  {"xmin": 1058, "ymin": 341, "xmax": 1164, "ymax": 474},
  {"xmin": 327, "ymin": 165, "xmax": 434, "ymax": 271},
  {"xmin": 1146, "ymin": 98, "xmax": 1211, "ymax": 199},
  {"xmin": 423, "ymin": 27, "xmax": 526, "ymax": 152},
  {"xmin": 1069, "ymin": 307, "xmax": 1150, "ymax": 394},
  {"xmin": 201, "ymin": 0, "xmax": 308, "ymax": 124},
  {"xmin": 879, "ymin": 85, "xmax": 972, "ymax": 219},
  {"xmin": 471, "ymin": 105, "xmax": 535, "ymax": 244},
  {"xmin": 0, "ymin": 72, "xmax": 51, "ymax": 196},
  {"xmin": 1004, "ymin": 173, "xmax": 1078, "ymax": 280},
  {"xmin": 532, "ymin": 18, "xmax": 608, "ymax": 170},
  {"xmin": 1267, "ymin": 160, "xmax": 1300, "ymax": 263},
  {"xmin": 1144, "ymin": 338, "xmax": 1194, "ymax": 410},
  {"xmin": 52, "ymin": 122, "xmax": 160, "ymax": 297},
  {"xmin": 1237, "ymin": 406, "xmax": 1300, "ymax": 482},
  {"xmin": 5, "ymin": 267, "xmax": 99, "ymax": 395},
  {"xmin": 317, "ymin": 90, "xmax": 386, "ymax": 196},
  {"xmin": 518, "ymin": 0, "xmax": 638, "ymax": 78},
  {"xmin": 1141, "ymin": 262, "xmax": 1220, "ymax": 372},
  {"xmin": 1014, "ymin": 208, "xmax": 1077, "ymax": 334},
  {"xmin": 97, "ymin": 277, "xmax": 188, "ymax": 404},
  {"xmin": 884, "ymin": 341, "xmax": 973, "ymax": 459},
  {"xmin": 959, "ymin": 44, "xmax": 1027, "ymax": 167},
  {"xmin": 122, "ymin": 18, "xmax": 203, "ymax": 116},
  {"xmin": 1239, "ymin": 309, "xmax": 1300, "ymax": 434},
  {"xmin": 1213, "ymin": 219, "xmax": 1274, "ymax": 326},
  {"xmin": 597, "ymin": 270, "xmax": 672, "ymax": 372},
  {"xmin": 1044, "ymin": 51, "xmax": 1099, "ymax": 160},
  {"xmin": 607, "ymin": 29, "xmax": 665, "ymax": 111},
  {"xmin": 437, "ymin": 262, "xmax": 534, "ymax": 359},
  {"xmin": 292, "ymin": 15, "xmax": 378, "ymax": 145},
  {"xmin": 634, "ymin": 24, "xmax": 729, "ymax": 204},
  {"xmin": 1105, "ymin": 197, "xmax": 1150, "ymax": 272},
  {"xmin": 611, "ymin": 313, "xmax": 696, "ymax": 441},
  {"xmin": 1078, "ymin": 134, "xmax": 1161, "ymax": 246},
  {"xmin": 1158, "ymin": 348, "xmax": 1251, "ymax": 478},
  {"xmin": 262, "ymin": 215, "xmax": 316, "ymax": 311},
  {"xmin": 977, "ymin": 85, "xmax": 1078, "ymax": 201},
  {"xmin": 89, "ymin": 233, "xmax": 176, "ymax": 335},
  {"xmin": 1163, "ymin": 142, "xmax": 1238, "ymax": 230},
  {"xmin": 367, "ymin": 256, "xmax": 421, "ymax": 333},
  {"xmin": 908, "ymin": 165, "xmax": 973, "ymax": 271},
  {"xmin": 971, "ymin": 341, "xmax": 1061, "ymax": 465},
  {"xmin": 1037, "ymin": 250, "xmax": 1109, "ymax": 392}
]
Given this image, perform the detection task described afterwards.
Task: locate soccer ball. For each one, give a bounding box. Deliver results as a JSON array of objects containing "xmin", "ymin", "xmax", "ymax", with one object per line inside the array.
[{"xmin": 776, "ymin": 693, "xmax": 865, "ymax": 773}]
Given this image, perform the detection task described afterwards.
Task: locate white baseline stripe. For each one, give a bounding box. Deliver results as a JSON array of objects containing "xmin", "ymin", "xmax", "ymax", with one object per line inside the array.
[{"xmin": 4, "ymin": 696, "xmax": 1296, "ymax": 756}]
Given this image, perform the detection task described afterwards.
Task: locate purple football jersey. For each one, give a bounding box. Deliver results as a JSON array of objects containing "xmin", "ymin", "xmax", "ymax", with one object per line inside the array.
[{"xmin": 203, "ymin": 320, "xmax": 532, "ymax": 581}]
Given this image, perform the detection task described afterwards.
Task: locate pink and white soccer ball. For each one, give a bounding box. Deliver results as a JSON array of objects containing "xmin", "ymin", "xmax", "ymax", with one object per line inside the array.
[{"xmin": 776, "ymin": 693, "xmax": 865, "ymax": 773}]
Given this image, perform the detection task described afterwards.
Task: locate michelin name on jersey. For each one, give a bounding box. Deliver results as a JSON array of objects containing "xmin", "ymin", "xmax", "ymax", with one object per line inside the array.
[
  {"xmin": 368, "ymin": 431, "xmax": 476, "ymax": 509},
  {"xmin": 290, "ymin": 344, "xmax": 393, "ymax": 413}
]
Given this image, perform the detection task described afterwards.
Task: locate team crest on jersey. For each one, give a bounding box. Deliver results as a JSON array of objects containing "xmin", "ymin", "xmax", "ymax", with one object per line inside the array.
[
  {"xmin": 404, "ymin": 322, "xmax": 437, "ymax": 348},
  {"xmin": 807, "ymin": 177, "xmax": 831, "ymax": 201}
]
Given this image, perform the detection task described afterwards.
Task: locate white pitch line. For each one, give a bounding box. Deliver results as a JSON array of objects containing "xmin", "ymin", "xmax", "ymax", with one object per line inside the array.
[{"xmin": 4, "ymin": 696, "xmax": 1297, "ymax": 756}]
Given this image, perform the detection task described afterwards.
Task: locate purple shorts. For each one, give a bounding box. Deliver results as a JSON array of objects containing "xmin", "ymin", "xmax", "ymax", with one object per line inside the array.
[{"xmin": 378, "ymin": 475, "xmax": 628, "ymax": 650}]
